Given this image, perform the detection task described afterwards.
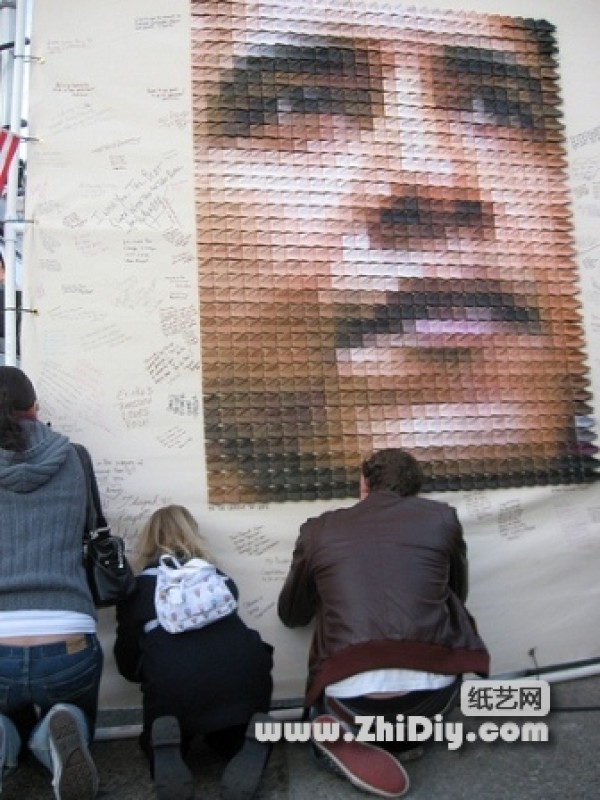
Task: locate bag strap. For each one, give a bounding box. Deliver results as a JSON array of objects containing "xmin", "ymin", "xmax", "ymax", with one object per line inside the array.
[
  {"xmin": 139, "ymin": 567, "xmax": 160, "ymax": 633},
  {"xmin": 73, "ymin": 444, "xmax": 109, "ymax": 540}
]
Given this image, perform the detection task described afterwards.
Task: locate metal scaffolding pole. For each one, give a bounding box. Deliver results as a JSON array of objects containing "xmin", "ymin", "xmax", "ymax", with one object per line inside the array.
[{"xmin": 1, "ymin": 0, "xmax": 27, "ymax": 366}]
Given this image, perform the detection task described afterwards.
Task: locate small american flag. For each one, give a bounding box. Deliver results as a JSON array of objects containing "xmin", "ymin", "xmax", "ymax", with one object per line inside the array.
[{"xmin": 0, "ymin": 130, "xmax": 19, "ymax": 193}]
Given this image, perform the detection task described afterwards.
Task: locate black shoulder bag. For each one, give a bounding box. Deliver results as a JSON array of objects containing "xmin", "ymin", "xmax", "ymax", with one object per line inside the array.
[{"xmin": 73, "ymin": 444, "xmax": 136, "ymax": 607}]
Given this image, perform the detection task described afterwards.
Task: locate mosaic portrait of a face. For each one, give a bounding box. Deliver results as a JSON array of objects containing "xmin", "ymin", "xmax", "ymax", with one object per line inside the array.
[{"xmin": 191, "ymin": 0, "xmax": 598, "ymax": 504}]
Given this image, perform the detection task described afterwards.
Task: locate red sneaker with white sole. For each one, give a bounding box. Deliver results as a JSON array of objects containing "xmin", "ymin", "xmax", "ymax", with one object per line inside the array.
[{"xmin": 311, "ymin": 714, "xmax": 409, "ymax": 798}]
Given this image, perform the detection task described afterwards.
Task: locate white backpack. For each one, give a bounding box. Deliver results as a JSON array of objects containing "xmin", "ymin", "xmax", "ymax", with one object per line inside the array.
[{"xmin": 143, "ymin": 554, "xmax": 237, "ymax": 634}]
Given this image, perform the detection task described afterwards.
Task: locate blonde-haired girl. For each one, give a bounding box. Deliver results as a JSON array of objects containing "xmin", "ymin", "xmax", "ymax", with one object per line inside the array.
[
  {"xmin": 114, "ymin": 505, "xmax": 273, "ymax": 800},
  {"xmin": 135, "ymin": 504, "xmax": 209, "ymax": 567}
]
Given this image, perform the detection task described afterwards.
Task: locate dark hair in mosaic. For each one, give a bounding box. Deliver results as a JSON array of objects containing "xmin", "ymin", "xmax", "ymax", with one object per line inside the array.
[
  {"xmin": 0, "ymin": 367, "xmax": 36, "ymax": 452},
  {"xmin": 362, "ymin": 449, "xmax": 423, "ymax": 496}
]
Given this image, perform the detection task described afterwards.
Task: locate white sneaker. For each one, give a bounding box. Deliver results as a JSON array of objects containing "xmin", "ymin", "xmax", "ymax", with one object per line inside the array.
[{"xmin": 48, "ymin": 708, "xmax": 98, "ymax": 800}]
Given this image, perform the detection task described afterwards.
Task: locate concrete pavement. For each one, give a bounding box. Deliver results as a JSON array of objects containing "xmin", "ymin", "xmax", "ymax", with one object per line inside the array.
[{"xmin": 3, "ymin": 673, "xmax": 600, "ymax": 799}]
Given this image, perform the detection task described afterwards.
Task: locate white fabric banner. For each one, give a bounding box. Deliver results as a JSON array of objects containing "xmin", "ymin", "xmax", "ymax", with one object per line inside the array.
[{"xmin": 22, "ymin": 0, "xmax": 600, "ymax": 708}]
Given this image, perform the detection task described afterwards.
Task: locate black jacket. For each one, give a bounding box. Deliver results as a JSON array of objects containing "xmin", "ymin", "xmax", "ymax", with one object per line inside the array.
[{"xmin": 114, "ymin": 564, "xmax": 273, "ymax": 739}]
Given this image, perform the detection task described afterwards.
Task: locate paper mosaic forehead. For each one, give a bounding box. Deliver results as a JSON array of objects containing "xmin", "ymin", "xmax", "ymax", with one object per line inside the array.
[{"xmin": 192, "ymin": 1, "xmax": 598, "ymax": 504}]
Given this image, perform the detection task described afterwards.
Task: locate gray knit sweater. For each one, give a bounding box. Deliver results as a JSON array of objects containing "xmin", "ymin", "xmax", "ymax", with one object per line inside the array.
[{"xmin": 0, "ymin": 420, "xmax": 96, "ymax": 618}]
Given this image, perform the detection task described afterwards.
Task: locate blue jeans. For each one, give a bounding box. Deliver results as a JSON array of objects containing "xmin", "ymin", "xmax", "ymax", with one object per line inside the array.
[{"xmin": 0, "ymin": 634, "xmax": 102, "ymax": 773}]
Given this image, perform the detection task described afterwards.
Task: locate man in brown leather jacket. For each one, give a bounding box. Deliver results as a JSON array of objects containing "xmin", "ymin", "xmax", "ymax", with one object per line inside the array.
[{"xmin": 278, "ymin": 448, "xmax": 489, "ymax": 798}]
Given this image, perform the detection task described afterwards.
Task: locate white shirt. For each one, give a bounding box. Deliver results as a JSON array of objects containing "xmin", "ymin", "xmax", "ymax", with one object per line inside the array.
[
  {"xmin": 0, "ymin": 609, "xmax": 96, "ymax": 637},
  {"xmin": 326, "ymin": 668, "xmax": 455, "ymax": 698}
]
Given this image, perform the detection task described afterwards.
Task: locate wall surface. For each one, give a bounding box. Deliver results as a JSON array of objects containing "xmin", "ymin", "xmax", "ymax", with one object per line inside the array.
[{"xmin": 22, "ymin": 0, "xmax": 600, "ymax": 707}]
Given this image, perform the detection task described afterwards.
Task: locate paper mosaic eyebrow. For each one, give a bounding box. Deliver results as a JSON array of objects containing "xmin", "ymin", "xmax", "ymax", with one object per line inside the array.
[{"xmin": 192, "ymin": 0, "xmax": 598, "ymax": 504}]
